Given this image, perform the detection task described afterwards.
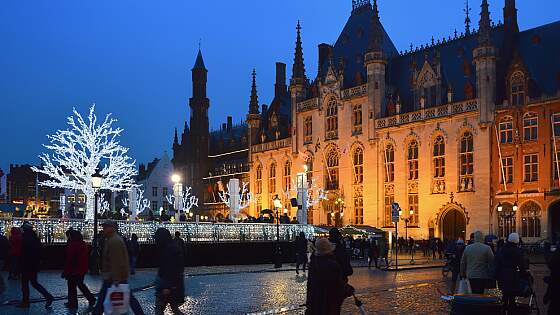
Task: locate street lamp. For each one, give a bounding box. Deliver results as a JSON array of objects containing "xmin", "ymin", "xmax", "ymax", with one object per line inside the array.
[
  {"xmin": 273, "ymin": 194, "xmax": 282, "ymax": 268},
  {"xmin": 335, "ymin": 197, "xmax": 345, "ymax": 227},
  {"xmin": 497, "ymin": 202, "xmax": 503, "ymax": 212},
  {"xmin": 90, "ymin": 169, "xmax": 103, "ymax": 275},
  {"xmin": 512, "ymin": 201, "xmax": 518, "ymax": 212}
]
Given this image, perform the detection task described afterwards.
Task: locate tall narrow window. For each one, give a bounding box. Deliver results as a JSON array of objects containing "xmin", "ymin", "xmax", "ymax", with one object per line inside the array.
[
  {"xmin": 407, "ymin": 141, "xmax": 419, "ymax": 180},
  {"xmin": 523, "ymin": 112, "xmax": 538, "ymax": 141},
  {"xmin": 498, "ymin": 203, "xmax": 516, "ymax": 239},
  {"xmin": 553, "ymin": 113, "xmax": 560, "ymax": 137},
  {"xmin": 524, "ymin": 154, "xmax": 538, "ymax": 182},
  {"xmin": 353, "ymin": 188, "xmax": 363, "ymax": 225},
  {"xmin": 433, "ymin": 136, "xmax": 445, "ymax": 178},
  {"xmin": 326, "ymin": 98, "xmax": 338, "ymax": 140},
  {"xmin": 384, "ymin": 192, "xmax": 394, "ymax": 227},
  {"xmin": 499, "ymin": 116, "xmax": 514, "ymax": 143},
  {"xmin": 353, "ymin": 147, "xmax": 364, "ymax": 184},
  {"xmin": 325, "ymin": 148, "xmax": 339, "ymax": 190},
  {"xmin": 553, "ymin": 149, "xmax": 560, "ymax": 183},
  {"xmin": 269, "ymin": 163, "xmax": 276, "ymax": 193},
  {"xmin": 304, "ymin": 116, "xmax": 313, "ymax": 144},
  {"xmin": 459, "ymin": 131, "xmax": 474, "ymax": 191},
  {"xmin": 511, "ymin": 71, "xmax": 525, "ymax": 106},
  {"xmin": 256, "ymin": 165, "xmax": 262, "ymax": 194},
  {"xmin": 305, "ymin": 158, "xmax": 313, "ymax": 186},
  {"xmin": 408, "ymin": 194, "xmax": 419, "ymax": 225},
  {"xmin": 521, "ymin": 201, "xmax": 541, "ymax": 238},
  {"xmin": 352, "ymin": 104, "xmax": 362, "ymax": 135},
  {"xmin": 152, "ymin": 187, "xmax": 158, "ymax": 197},
  {"xmin": 283, "ymin": 161, "xmax": 292, "ymax": 192},
  {"xmin": 501, "ymin": 157, "xmax": 514, "ymax": 184},
  {"xmin": 384, "ymin": 144, "xmax": 395, "ymax": 182}
]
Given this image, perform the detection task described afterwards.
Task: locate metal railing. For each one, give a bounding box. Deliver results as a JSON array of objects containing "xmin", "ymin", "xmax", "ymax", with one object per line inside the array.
[{"xmin": 0, "ymin": 218, "xmax": 314, "ymax": 244}]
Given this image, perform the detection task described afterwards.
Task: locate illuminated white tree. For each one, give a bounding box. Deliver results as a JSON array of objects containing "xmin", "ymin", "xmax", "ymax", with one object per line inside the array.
[
  {"xmin": 283, "ymin": 177, "xmax": 326, "ymax": 206},
  {"xmin": 32, "ymin": 105, "xmax": 137, "ymax": 221},
  {"xmin": 122, "ymin": 187, "xmax": 149, "ymax": 219},
  {"xmin": 97, "ymin": 193, "xmax": 110, "ymax": 215},
  {"xmin": 165, "ymin": 186, "xmax": 199, "ymax": 213},
  {"xmin": 218, "ymin": 179, "xmax": 252, "ymax": 220}
]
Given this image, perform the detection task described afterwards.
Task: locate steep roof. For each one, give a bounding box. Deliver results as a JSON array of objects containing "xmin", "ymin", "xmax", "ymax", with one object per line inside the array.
[{"xmin": 193, "ymin": 49, "xmax": 206, "ymax": 70}]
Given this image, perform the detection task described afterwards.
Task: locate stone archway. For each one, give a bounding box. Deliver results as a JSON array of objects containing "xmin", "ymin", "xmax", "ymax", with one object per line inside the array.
[
  {"xmin": 441, "ymin": 209, "xmax": 467, "ymax": 241},
  {"xmin": 549, "ymin": 200, "xmax": 560, "ymax": 242}
]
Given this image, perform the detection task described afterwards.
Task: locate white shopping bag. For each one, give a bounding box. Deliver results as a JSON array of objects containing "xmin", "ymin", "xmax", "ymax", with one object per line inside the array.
[
  {"xmin": 103, "ymin": 283, "xmax": 130, "ymax": 315},
  {"xmin": 456, "ymin": 278, "xmax": 472, "ymax": 295}
]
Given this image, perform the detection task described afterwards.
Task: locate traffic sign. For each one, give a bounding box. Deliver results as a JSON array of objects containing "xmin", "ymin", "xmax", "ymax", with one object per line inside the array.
[{"xmin": 391, "ymin": 202, "xmax": 400, "ymax": 223}]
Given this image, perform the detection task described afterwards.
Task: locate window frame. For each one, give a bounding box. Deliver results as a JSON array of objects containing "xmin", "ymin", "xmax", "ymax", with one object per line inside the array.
[
  {"xmin": 325, "ymin": 149, "xmax": 339, "ymax": 190},
  {"xmin": 523, "ymin": 112, "xmax": 538, "ymax": 142},
  {"xmin": 511, "ymin": 71, "xmax": 525, "ymax": 106},
  {"xmin": 269, "ymin": 163, "xmax": 276, "ymax": 193},
  {"xmin": 501, "ymin": 156, "xmax": 514, "ymax": 184},
  {"xmin": 384, "ymin": 144, "xmax": 395, "ymax": 183},
  {"xmin": 523, "ymin": 154, "xmax": 538, "ymax": 182},
  {"xmin": 433, "ymin": 136, "xmax": 445, "ymax": 178},
  {"xmin": 407, "ymin": 140, "xmax": 419, "ymax": 180},
  {"xmin": 499, "ymin": 116, "xmax": 514, "ymax": 144},
  {"xmin": 352, "ymin": 104, "xmax": 363, "ymax": 135},
  {"xmin": 521, "ymin": 201, "xmax": 541, "ymax": 238},
  {"xmin": 256, "ymin": 165, "xmax": 263, "ymax": 194},
  {"xmin": 352, "ymin": 147, "xmax": 364, "ymax": 184},
  {"xmin": 283, "ymin": 161, "xmax": 292, "ymax": 192},
  {"xmin": 459, "ymin": 131, "xmax": 474, "ymax": 191}
]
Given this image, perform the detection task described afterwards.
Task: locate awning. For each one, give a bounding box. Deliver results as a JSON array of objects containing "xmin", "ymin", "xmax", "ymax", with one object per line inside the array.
[{"xmin": 339, "ymin": 225, "xmax": 386, "ymax": 238}]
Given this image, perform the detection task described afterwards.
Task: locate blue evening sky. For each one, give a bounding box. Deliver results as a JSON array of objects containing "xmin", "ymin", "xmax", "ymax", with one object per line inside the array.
[{"xmin": 0, "ymin": 0, "xmax": 558, "ymax": 173}]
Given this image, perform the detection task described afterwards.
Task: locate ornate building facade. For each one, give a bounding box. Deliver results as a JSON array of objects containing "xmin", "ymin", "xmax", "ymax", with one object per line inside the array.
[{"xmin": 247, "ymin": 0, "xmax": 560, "ymax": 241}]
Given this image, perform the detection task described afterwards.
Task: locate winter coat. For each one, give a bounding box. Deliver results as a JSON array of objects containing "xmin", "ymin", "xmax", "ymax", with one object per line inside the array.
[
  {"xmin": 127, "ymin": 239, "xmax": 140, "ymax": 257},
  {"xmin": 305, "ymin": 255, "xmax": 346, "ymax": 315},
  {"xmin": 494, "ymin": 243, "xmax": 527, "ymax": 296},
  {"xmin": 156, "ymin": 241, "xmax": 185, "ymax": 304},
  {"xmin": 451, "ymin": 244, "xmax": 465, "ymax": 273},
  {"xmin": 9, "ymin": 227, "xmax": 22, "ymax": 257},
  {"xmin": 460, "ymin": 242, "xmax": 494, "ymax": 280},
  {"xmin": 20, "ymin": 229, "xmax": 42, "ymax": 273},
  {"xmin": 332, "ymin": 241, "xmax": 353, "ymax": 282},
  {"xmin": 544, "ymin": 248, "xmax": 560, "ymax": 314},
  {"xmin": 368, "ymin": 241, "xmax": 379, "ymax": 259},
  {"xmin": 101, "ymin": 232, "xmax": 130, "ymax": 283},
  {"xmin": 0, "ymin": 234, "xmax": 9, "ymax": 260},
  {"xmin": 64, "ymin": 239, "xmax": 89, "ymax": 277},
  {"xmin": 296, "ymin": 236, "xmax": 308, "ymax": 255}
]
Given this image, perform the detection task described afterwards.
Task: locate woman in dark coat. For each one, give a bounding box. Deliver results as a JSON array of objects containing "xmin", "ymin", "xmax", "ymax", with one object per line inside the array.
[
  {"xmin": 8, "ymin": 227, "xmax": 22, "ymax": 280},
  {"xmin": 63, "ymin": 230, "xmax": 95, "ymax": 309},
  {"xmin": 154, "ymin": 228, "xmax": 185, "ymax": 315},
  {"xmin": 494, "ymin": 233, "xmax": 527, "ymax": 312},
  {"xmin": 295, "ymin": 232, "xmax": 308, "ymax": 274},
  {"xmin": 306, "ymin": 238, "xmax": 350, "ymax": 315},
  {"xmin": 368, "ymin": 239, "xmax": 379, "ymax": 269}
]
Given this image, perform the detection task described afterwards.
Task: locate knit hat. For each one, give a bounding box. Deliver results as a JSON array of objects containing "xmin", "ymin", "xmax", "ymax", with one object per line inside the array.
[
  {"xmin": 315, "ymin": 237, "xmax": 335, "ymax": 256},
  {"xmin": 508, "ymin": 232, "xmax": 520, "ymax": 244}
]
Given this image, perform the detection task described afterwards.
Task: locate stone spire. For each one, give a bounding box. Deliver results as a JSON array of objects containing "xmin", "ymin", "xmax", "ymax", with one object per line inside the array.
[
  {"xmin": 503, "ymin": 0, "xmax": 518, "ymax": 34},
  {"xmin": 291, "ymin": 20, "xmax": 307, "ymax": 85},
  {"xmin": 368, "ymin": 0, "xmax": 383, "ymax": 53},
  {"xmin": 173, "ymin": 127, "xmax": 178, "ymax": 144},
  {"xmin": 478, "ymin": 0, "xmax": 492, "ymax": 46},
  {"xmin": 249, "ymin": 69, "xmax": 259, "ymax": 115},
  {"xmin": 464, "ymin": 0, "xmax": 472, "ymax": 35}
]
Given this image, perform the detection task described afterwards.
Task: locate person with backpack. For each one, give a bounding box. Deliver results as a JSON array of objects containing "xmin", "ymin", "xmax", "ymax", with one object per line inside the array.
[
  {"xmin": 18, "ymin": 221, "xmax": 53, "ymax": 308},
  {"xmin": 63, "ymin": 230, "xmax": 96, "ymax": 309}
]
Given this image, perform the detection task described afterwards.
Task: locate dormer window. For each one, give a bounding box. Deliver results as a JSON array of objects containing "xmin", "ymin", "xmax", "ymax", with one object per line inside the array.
[{"xmin": 511, "ymin": 71, "xmax": 525, "ymax": 106}]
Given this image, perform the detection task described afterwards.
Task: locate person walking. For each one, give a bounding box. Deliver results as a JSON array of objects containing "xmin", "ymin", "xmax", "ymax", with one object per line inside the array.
[
  {"xmin": 154, "ymin": 228, "xmax": 185, "ymax": 315},
  {"xmin": 63, "ymin": 230, "xmax": 96, "ymax": 309},
  {"xmin": 450, "ymin": 239, "xmax": 466, "ymax": 293},
  {"xmin": 174, "ymin": 231, "xmax": 187, "ymax": 261},
  {"xmin": 93, "ymin": 220, "xmax": 144, "ymax": 315},
  {"xmin": 368, "ymin": 239, "xmax": 380, "ymax": 269},
  {"xmin": 460, "ymin": 231, "xmax": 495, "ymax": 294},
  {"xmin": 328, "ymin": 228, "xmax": 353, "ymax": 282},
  {"xmin": 544, "ymin": 240, "xmax": 560, "ymax": 315},
  {"xmin": 378, "ymin": 237, "xmax": 389, "ymax": 269},
  {"xmin": 8, "ymin": 227, "xmax": 22, "ymax": 280},
  {"xmin": 127, "ymin": 233, "xmax": 140, "ymax": 275},
  {"xmin": 494, "ymin": 233, "xmax": 528, "ymax": 312},
  {"xmin": 305, "ymin": 238, "xmax": 352, "ymax": 315},
  {"xmin": 295, "ymin": 232, "xmax": 308, "ymax": 274},
  {"xmin": 18, "ymin": 221, "xmax": 53, "ymax": 308}
]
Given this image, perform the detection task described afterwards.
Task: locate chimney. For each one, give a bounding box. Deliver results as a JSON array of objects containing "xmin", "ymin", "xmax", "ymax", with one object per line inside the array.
[
  {"xmin": 318, "ymin": 43, "xmax": 333, "ymax": 75},
  {"xmin": 275, "ymin": 62, "xmax": 287, "ymax": 96},
  {"xmin": 262, "ymin": 104, "xmax": 268, "ymax": 115},
  {"xmin": 227, "ymin": 116, "xmax": 233, "ymax": 131}
]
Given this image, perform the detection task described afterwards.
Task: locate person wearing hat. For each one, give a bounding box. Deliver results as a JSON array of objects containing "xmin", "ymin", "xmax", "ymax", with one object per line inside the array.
[
  {"xmin": 18, "ymin": 221, "xmax": 54, "ymax": 308},
  {"xmin": 93, "ymin": 221, "xmax": 144, "ymax": 315},
  {"xmin": 494, "ymin": 232, "xmax": 528, "ymax": 312},
  {"xmin": 306, "ymin": 237, "xmax": 351, "ymax": 315}
]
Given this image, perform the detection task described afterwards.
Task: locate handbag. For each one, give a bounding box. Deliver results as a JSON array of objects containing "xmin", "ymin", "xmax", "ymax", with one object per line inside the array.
[
  {"xmin": 456, "ymin": 278, "xmax": 472, "ymax": 295},
  {"xmin": 103, "ymin": 283, "xmax": 130, "ymax": 315}
]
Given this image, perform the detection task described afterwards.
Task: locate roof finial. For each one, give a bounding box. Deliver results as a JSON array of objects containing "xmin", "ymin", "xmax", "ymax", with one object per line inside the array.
[
  {"xmin": 291, "ymin": 20, "xmax": 307, "ymax": 84},
  {"xmin": 173, "ymin": 128, "xmax": 178, "ymax": 145},
  {"xmin": 464, "ymin": 0, "xmax": 472, "ymax": 35},
  {"xmin": 249, "ymin": 68, "xmax": 259, "ymax": 114}
]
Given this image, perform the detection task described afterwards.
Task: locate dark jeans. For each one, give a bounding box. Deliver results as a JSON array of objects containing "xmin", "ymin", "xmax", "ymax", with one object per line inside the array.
[
  {"xmin": 93, "ymin": 281, "xmax": 145, "ymax": 315},
  {"xmin": 469, "ymin": 278, "xmax": 488, "ymax": 294},
  {"xmin": 67, "ymin": 275, "xmax": 95, "ymax": 307},
  {"xmin": 21, "ymin": 271, "xmax": 53, "ymax": 303}
]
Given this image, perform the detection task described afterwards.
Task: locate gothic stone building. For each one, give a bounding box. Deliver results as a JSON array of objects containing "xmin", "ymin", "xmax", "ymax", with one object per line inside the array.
[{"xmin": 247, "ymin": 0, "xmax": 560, "ymax": 241}]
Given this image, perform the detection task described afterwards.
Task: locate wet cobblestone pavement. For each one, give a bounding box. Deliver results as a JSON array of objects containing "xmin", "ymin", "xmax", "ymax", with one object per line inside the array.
[{"xmin": 0, "ymin": 262, "xmax": 549, "ymax": 314}]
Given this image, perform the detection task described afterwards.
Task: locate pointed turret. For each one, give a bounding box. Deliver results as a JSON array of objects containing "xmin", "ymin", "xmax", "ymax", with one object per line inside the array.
[
  {"xmin": 173, "ymin": 128, "xmax": 178, "ymax": 145},
  {"xmin": 367, "ymin": 0, "xmax": 382, "ymax": 53},
  {"xmin": 503, "ymin": 0, "xmax": 518, "ymax": 34},
  {"xmin": 249, "ymin": 69, "xmax": 259, "ymax": 115},
  {"xmin": 291, "ymin": 20, "xmax": 307, "ymax": 85},
  {"xmin": 193, "ymin": 49, "xmax": 206, "ymax": 70},
  {"xmin": 478, "ymin": 0, "xmax": 492, "ymax": 46}
]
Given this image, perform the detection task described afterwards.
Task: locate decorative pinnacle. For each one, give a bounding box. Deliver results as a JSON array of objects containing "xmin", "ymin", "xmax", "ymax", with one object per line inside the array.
[
  {"xmin": 173, "ymin": 128, "xmax": 178, "ymax": 144},
  {"xmin": 291, "ymin": 20, "xmax": 307, "ymax": 83},
  {"xmin": 464, "ymin": 0, "xmax": 472, "ymax": 35},
  {"xmin": 249, "ymin": 68, "xmax": 259, "ymax": 114},
  {"xmin": 478, "ymin": 0, "xmax": 492, "ymax": 46}
]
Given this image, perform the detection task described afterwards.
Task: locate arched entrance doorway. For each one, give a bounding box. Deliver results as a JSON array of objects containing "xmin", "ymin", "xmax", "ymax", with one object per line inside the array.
[
  {"xmin": 550, "ymin": 201, "xmax": 560, "ymax": 242},
  {"xmin": 441, "ymin": 209, "xmax": 466, "ymax": 241}
]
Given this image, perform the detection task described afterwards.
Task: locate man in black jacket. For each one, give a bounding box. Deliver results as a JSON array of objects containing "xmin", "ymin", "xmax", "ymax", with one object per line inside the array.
[{"xmin": 154, "ymin": 228, "xmax": 185, "ymax": 315}]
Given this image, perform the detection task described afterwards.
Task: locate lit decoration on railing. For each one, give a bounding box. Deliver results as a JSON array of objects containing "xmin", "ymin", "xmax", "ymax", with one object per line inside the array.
[
  {"xmin": 165, "ymin": 186, "xmax": 199, "ymax": 215},
  {"xmin": 31, "ymin": 105, "xmax": 137, "ymax": 221},
  {"xmin": 217, "ymin": 178, "xmax": 252, "ymax": 221}
]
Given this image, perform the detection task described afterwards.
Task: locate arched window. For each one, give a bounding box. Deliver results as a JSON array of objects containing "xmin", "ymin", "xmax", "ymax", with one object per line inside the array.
[
  {"xmin": 325, "ymin": 148, "xmax": 339, "ymax": 190},
  {"xmin": 511, "ymin": 71, "xmax": 525, "ymax": 106},
  {"xmin": 352, "ymin": 104, "xmax": 362, "ymax": 135},
  {"xmin": 256, "ymin": 165, "xmax": 262, "ymax": 194},
  {"xmin": 326, "ymin": 98, "xmax": 338, "ymax": 139},
  {"xmin": 521, "ymin": 201, "xmax": 541, "ymax": 238},
  {"xmin": 433, "ymin": 136, "xmax": 445, "ymax": 178},
  {"xmin": 459, "ymin": 131, "xmax": 474, "ymax": 191},
  {"xmin": 498, "ymin": 203, "xmax": 516, "ymax": 239},
  {"xmin": 384, "ymin": 144, "xmax": 395, "ymax": 182},
  {"xmin": 305, "ymin": 157, "xmax": 313, "ymax": 186},
  {"xmin": 523, "ymin": 112, "xmax": 538, "ymax": 141},
  {"xmin": 283, "ymin": 160, "xmax": 291, "ymax": 192},
  {"xmin": 499, "ymin": 116, "xmax": 514, "ymax": 143},
  {"xmin": 407, "ymin": 140, "xmax": 419, "ymax": 180},
  {"xmin": 354, "ymin": 188, "xmax": 363, "ymax": 225},
  {"xmin": 269, "ymin": 163, "xmax": 276, "ymax": 193},
  {"xmin": 353, "ymin": 147, "xmax": 364, "ymax": 184}
]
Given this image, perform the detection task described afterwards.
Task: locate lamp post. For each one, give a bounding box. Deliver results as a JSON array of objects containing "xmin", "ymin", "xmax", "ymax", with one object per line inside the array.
[
  {"xmin": 273, "ymin": 194, "xmax": 282, "ymax": 268},
  {"xmin": 90, "ymin": 169, "xmax": 103, "ymax": 275}
]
